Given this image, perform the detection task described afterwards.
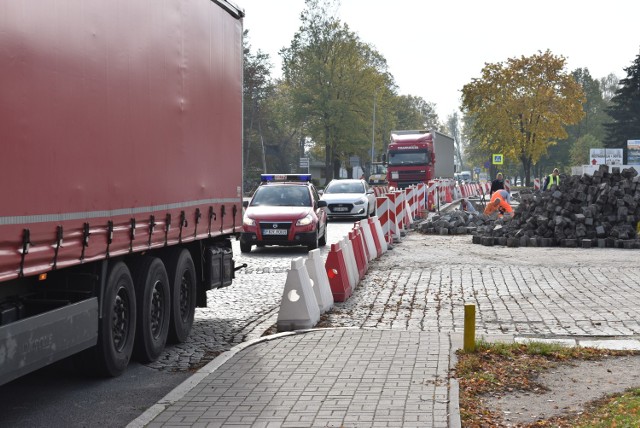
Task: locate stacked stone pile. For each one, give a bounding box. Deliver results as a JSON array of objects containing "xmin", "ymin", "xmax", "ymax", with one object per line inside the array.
[
  {"xmin": 477, "ymin": 165, "xmax": 640, "ymax": 247},
  {"xmin": 417, "ymin": 209, "xmax": 484, "ymax": 235},
  {"xmin": 419, "ymin": 165, "xmax": 640, "ymax": 248}
]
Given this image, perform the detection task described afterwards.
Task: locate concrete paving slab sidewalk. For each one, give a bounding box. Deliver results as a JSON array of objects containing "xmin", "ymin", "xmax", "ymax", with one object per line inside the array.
[{"xmin": 129, "ymin": 329, "xmax": 460, "ymax": 428}]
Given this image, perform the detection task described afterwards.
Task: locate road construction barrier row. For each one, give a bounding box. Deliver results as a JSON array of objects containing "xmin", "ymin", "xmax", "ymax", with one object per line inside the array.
[
  {"xmin": 275, "ymin": 175, "xmax": 508, "ymax": 332},
  {"xmin": 277, "ymin": 215, "xmax": 390, "ymax": 332}
]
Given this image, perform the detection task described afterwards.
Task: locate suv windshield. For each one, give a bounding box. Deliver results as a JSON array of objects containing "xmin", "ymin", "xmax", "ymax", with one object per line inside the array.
[
  {"xmin": 325, "ymin": 181, "xmax": 364, "ymax": 194},
  {"xmin": 250, "ymin": 185, "xmax": 311, "ymax": 207}
]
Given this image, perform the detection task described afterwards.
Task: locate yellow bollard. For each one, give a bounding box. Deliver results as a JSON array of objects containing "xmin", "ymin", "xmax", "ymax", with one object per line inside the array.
[{"xmin": 464, "ymin": 304, "xmax": 476, "ymax": 352}]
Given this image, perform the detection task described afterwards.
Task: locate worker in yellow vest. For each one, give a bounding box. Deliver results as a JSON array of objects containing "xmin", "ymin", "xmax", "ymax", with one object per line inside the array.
[{"xmin": 543, "ymin": 168, "xmax": 560, "ymax": 190}]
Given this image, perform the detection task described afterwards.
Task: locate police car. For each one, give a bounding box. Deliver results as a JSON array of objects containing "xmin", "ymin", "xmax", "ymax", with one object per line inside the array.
[{"xmin": 240, "ymin": 174, "xmax": 328, "ymax": 253}]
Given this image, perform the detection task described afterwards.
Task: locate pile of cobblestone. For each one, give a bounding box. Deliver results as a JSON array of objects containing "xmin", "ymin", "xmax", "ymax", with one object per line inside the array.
[
  {"xmin": 419, "ymin": 165, "xmax": 640, "ymax": 248},
  {"xmin": 417, "ymin": 209, "xmax": 484, "ymax": 235}
]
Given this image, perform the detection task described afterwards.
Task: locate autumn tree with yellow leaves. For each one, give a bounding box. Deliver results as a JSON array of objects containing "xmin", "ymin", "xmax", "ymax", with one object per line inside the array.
[{"xmin": 461, "ymin": 50, "xmax": 585, "ymax": 185}]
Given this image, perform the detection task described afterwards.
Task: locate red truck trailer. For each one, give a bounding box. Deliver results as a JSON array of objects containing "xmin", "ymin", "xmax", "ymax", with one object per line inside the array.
[
  {"xmin": 386, "ymin": 130, "xmax": 455, "ymax": 189},
  {"xmin": 0, "ymin": 0, "xmax": 244, "ymax": 385}
]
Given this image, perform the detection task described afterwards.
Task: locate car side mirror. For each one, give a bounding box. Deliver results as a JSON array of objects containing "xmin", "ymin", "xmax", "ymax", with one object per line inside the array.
[
  {"xmin": 318, "ymin": 200, "xmax": 328, "ymax": 208},
  {"xmin": 242, "ymin": 200, "xmax": 249, "ymax": 208},
  {"xmin": 366, "ymin": 189, "xmax": 374, "ymax": 194},
  {"xmin": 318, "ymin": 189, "xmax": 324, "ymax": 196}
]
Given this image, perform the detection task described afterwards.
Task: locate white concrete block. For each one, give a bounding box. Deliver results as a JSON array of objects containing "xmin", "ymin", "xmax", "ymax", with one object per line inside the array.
[{"xmin": 276, "ymin": 257, "xmax": 320, "ymax": 332}]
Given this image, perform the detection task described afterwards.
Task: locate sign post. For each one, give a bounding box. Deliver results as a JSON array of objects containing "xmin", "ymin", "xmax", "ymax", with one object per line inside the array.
[{"xmin": 299, "ymin": 157, "xmax": 309, "ymax": 174}]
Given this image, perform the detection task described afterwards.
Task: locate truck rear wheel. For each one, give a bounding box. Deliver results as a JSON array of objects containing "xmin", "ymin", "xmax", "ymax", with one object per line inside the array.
[
  {"xmin": 95, "ymin": 261, "xmax": 136, "ymax": 377},
  {"xmin": 165, "ymin": 249, "xmax": 197, "ymax": 343},
  {"xmin": 131, "ymin": 257, "xmax": 170, "ymax": 363}
]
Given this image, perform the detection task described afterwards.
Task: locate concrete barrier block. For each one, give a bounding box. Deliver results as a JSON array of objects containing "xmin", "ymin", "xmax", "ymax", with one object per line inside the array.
[{"xmin": 277, "ymin": 257, "xmax": 320, "ymax": 332}]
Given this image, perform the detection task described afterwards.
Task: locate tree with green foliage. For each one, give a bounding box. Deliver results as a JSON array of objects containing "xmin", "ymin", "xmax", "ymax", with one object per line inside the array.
[
  {"xmin": 604, "ymin": 52, "xmax": 640, "ymax": 156},
  {"xmin": 281, "ymin": 0, "xmax": 392, "ymax": 181},
  {"xmin": 445, "ymin": 112, "xmax": 463, "ymax": 171},
  {"xmin": 393, "ymin": 95, "xmax": 440, "ymax": 131},
  {"xmin": 568, "ymin": 68, "xmax": 609, "ymax": 143},
  {"xmin": 536, "ymin": 68, "xmax": 611, "ymax": 175},
  {"xmin": 461, "ymin": 50, "xmax": 585, "ymax": 185},
  {"xmin": 243, "ymin": 31, "xmax": 274, "ymax": 190},
  {"xmin": 569, "ymin": 134, "xmax": 601, "ymax": 166}
]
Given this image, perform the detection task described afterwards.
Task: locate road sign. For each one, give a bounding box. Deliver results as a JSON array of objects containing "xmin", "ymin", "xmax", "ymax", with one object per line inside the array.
[
  {"xmin": 299, "ymin": 157, "xmax": 309, "ymax": 168},
  {"xmin": 492, "ymin": 154, "xmax": 503, "ymax": 165}
]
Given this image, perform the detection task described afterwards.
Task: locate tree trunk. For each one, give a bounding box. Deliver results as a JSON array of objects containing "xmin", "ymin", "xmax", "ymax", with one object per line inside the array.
[
  {"xmin": 324, "ymin": 126, "xmax": 332, "ymax": 182},
  {"xmin": 520, "ymin": 154, "xmax": 533, "ymax": 186}
]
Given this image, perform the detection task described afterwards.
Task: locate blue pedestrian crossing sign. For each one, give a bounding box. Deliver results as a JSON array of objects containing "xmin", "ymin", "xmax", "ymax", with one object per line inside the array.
[{"xmin": 492, "ymin": 154, "xmax": 504, "ymax": 165}]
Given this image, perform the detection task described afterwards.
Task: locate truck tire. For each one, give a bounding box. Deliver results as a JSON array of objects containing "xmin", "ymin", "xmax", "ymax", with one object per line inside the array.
[
  {"xmin": 131, "ymin": 257, "xmax": 170, "ymax": 363},
  {"xmin": 164, "ymin": 249, "xmax": 197, "ymax": 344},
  {"xmin": 94, "ymin": 261, "xmax": 137, "ymax": 377}
]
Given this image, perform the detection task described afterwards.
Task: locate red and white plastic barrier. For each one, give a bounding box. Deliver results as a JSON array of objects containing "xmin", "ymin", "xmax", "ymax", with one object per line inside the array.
[
  {"xmin": 534, "ymin": 178, "xmax": 540, "ymax": 190},
  {"xmin": 305, "ymin": 249, "xmax": 334, "ymax": 313},
  {"xmin": 324, "ymin": 243, "xmax": 351, "ymax": 302},
  {"xmin": 358, "ymin": 219, "xmax": 377, "ymax": 262},
  {"xmin": 340, "ymin": 238, "xmax": 358, "ymax": 290}
]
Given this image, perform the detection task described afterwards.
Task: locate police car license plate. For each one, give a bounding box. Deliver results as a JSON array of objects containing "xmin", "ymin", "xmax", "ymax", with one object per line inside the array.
[
  {"xmin": 333, "ymin": 207, "xmax": 349, "ymax": 212},
  {"xmin": 262, "ymin": 229, "xmax": 288, "ymax": 235}
]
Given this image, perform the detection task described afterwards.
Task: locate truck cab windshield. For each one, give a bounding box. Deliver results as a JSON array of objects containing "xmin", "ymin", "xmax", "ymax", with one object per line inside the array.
[{"xmin": 388, "ymin": 150, "xmax": 430, "ymax": 166}]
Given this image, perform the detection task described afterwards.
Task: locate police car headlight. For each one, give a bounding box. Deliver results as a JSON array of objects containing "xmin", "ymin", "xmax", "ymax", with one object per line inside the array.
[
  {"xmin": 296, "ymin": 214, "xmax": 314, "ymax": 226},
  {"xmin": 243, "ymin": 216, "xmax": 255, "ymax": 226},
  {"xmin": 353, "ymin": 198, "xmax": 366, "ymax": 205}
]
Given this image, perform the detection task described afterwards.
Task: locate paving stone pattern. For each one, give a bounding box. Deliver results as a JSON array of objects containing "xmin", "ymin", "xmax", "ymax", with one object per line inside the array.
[
  {"xmin": 147, "ymin": 221, "xmax": 640, "ymax": 373},
  {"xmin": 146, "ymin": 329, "xmax": 451, "ymax": 428}
]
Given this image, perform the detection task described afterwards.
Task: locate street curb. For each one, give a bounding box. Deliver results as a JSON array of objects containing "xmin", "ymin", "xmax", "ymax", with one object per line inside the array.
[
  {"xmin": 127, "ymin": 327, "xmax": 456, "ymax": 427},
  {"xmin": 126, "ymin": 330, "xmax": 301, "ymax": 428}
]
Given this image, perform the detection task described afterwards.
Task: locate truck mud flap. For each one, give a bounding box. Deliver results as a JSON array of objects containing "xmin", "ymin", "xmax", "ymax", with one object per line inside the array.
[{"xmin": 0, "ymin": 298, "xmax": 98, "ymax": 386}]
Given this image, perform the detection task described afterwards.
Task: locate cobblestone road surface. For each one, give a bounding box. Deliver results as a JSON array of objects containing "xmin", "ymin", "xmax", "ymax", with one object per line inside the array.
[{"xmin": 146, "ymin": 221, "xmax": 640, "ymax": 373}]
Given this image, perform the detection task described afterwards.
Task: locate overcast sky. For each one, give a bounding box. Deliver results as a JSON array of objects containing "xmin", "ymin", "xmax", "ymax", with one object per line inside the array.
[{"xmin": 237, "ymin": 0, "xmax": 640, "ymax": 121}]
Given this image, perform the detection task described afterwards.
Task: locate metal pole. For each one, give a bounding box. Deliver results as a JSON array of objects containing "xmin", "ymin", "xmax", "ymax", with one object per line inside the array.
[
  {"xmin": 371, "ymin": 91, "xmax": 377, "ymax": 168},
  {"xmin": 464, "ymin": 304, "xmax": 476, "ymax": 352}
]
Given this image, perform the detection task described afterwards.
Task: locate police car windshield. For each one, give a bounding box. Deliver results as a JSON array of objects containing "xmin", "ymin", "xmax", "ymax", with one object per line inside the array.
[{"xmin": 250, "ymin": 185, "xmax": 311, "ymax": 207}]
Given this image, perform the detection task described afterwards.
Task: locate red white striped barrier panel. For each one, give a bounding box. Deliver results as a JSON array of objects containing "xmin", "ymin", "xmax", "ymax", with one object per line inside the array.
[
  {"xmin": 367, "ymin": 217, "xmax": 384, "ymax": 257},
  {"xmin": 373, "ymin": 186, "xmax": 388, "ymax": 197},
  {"xmin": 348, "ymin": 229, "xmax": 367, "ymax": 280},
  {"xmin": 324, "ymin": 243, "xmax": 352, "ymax": 302},
  {"xmin": 339, "ymin": 238, "xmax": 358, "ymax": 290},
  {"xmin": 358, "ymin": 219, "xmax": 377, "ymax": 262},
  {"xmin": 385, "ymin": 192, "xmax": 402, "ymax": 242}
]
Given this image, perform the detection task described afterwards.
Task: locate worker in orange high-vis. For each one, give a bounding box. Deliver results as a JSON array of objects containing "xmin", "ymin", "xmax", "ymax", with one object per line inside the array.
[{"xmin": 483, "ymin": 191, "xmax": 514, "ymax": 217}]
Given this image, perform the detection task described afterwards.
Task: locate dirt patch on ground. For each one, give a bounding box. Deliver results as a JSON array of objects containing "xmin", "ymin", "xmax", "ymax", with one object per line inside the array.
[{"xmin": 485, "ymin": 354, "xmax": 640, "ymax": 426}]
